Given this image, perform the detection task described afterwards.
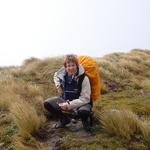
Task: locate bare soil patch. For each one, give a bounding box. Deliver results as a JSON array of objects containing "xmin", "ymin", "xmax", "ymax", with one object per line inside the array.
[{"xmin": 38, "ymin": 115, "xmax": 95, "ymax": 150}]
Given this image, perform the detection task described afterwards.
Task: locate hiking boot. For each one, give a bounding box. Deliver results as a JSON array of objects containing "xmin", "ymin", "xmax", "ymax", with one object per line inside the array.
[
  {"xmin": 55, "ymin": 115, "xmax": 71, "ymax": 129},
  {"xmin": 78, "ymin": 110, "xmax": 91, "ymax": 131},
  {"xmin": 82, "ymin": 119, "xmax": 91, "ymax": 131}
]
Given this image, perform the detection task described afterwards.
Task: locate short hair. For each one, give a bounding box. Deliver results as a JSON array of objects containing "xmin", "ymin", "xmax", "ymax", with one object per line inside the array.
[{"xmin": 63, "ymin": 54, "xmax": 79, "ymax": 67}]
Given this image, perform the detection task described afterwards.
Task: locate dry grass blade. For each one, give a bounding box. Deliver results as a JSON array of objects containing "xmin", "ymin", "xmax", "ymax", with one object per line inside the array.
[
  {"xmin": 13, "ymin": 136, "xmax": 49, "ymax": 150},
  {"xmin": 10, "ymin": 100, "xmax": 46, "ymax": 139},
  {"xmin": 140, "ymin": 120, "xmax": 150, "ymax": 140},
  {"xmin": 98, "ymin": 109, "xmax": 143, "ymax": 139}
]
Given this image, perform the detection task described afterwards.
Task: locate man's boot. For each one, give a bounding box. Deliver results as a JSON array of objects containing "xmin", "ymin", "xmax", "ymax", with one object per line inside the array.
[
  {"xmin": 81, "ymin": 118, "xmax": 91, "ymax": 131},
  {"xmin": 78, "ymin": 110, "xmax": 91, "ymax": 131},
  {"xmin": 55, "ymin": 113, "xmax": 71, "ymax": 129}
]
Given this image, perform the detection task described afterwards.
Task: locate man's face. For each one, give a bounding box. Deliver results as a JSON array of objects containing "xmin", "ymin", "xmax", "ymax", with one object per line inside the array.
[{"xmin": 65, "ymin": 61, "xmax": 77, "ymax": 76}]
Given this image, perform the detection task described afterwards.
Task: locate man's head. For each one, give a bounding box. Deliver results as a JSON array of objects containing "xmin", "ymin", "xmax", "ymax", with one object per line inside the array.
[{"xmin": 63, "ymin": 54, "xmax": 78, "ymax": 76}]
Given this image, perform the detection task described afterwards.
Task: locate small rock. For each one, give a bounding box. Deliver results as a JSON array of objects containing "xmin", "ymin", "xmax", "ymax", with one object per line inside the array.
[{"xmin": 0, "ymin": 143, "xmax": 4, "ymax": 147}]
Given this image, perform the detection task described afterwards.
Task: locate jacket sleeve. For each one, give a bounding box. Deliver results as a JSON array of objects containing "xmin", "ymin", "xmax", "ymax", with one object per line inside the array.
[
  {"xmin": 53, "ymin": 72, "xmax": 61, "ymax": 89},
  {"xmin": 67, "ymin": 75, "xmax": 91, "ymax": 110}
]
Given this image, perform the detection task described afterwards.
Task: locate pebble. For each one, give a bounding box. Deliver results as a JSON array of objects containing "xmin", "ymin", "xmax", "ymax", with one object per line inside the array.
[{"xmin": 0, "ymin": 143, "xmax": 4, "ymax": 147}]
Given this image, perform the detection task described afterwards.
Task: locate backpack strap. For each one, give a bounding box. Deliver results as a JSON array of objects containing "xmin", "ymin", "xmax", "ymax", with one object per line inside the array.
[
  {"xmin": 78, "ymin": 73, "xmax": 85, "ymax": 93},
  {"xmin": 78, "ymin": 74, "xmax": 93, "ymax": 107}
]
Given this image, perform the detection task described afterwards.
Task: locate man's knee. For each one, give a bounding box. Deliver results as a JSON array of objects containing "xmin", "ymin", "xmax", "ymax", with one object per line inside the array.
[
  {"xmin": 44, "ymin": 97, "xmax": 59, "ymax": 109},
  {"xmin": 44, "ymin": 101, "xmax": 53, "ymax": 112},
  {"xmin": 44, "ymin": 101, "xmax": 50, "ymax": 109},
  {"xmin": 78, "ymin": 110, "xmax": 91, "ymax": 119},
  {"xmin": 78, "ymin": 104, "xmax": 92, "ymax": 112}
]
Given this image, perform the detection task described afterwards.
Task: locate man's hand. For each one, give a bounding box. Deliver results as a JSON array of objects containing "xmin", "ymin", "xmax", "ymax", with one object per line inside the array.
[
  {"xmin": 57, "ymin": 87, "xmax": 63, "ymax": 96},
  {"xmin": 58, "ymin": 102, "xmax": 68, "ymax": 110}
]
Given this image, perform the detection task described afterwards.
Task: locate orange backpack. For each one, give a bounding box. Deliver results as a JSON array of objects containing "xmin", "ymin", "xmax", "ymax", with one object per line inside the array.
[{"xmin": 77, "ymin": 56, "xmax": 101, "ymax": 102}]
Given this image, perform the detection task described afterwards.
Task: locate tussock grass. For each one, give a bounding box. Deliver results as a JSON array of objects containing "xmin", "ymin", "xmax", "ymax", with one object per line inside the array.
[
  {"xmin": 100, "ymin": 81, "xmax": 109, "ymax": 94},
  {"xmin": 103, "ymin": 49, "xmax": 150, "ymax": 77},
  {"xmin": 131, "ymin": 49, "xmax": 150, "ymax": 56},
  {"xmin": 0, "ymin": 49, "xmax": 150, "ymax": 149},
  {"xmin": 0, "ymin": 66, "xmax": 24, "ymax": 79},
  {"xmin": 13, "ymin": 136, "xmax": 48, "ymax": 150},
  {"xmin": 0, "ymin": 110, "xmax": 11, "ymax": 125},
  {"xmin": 0, "ymin": 75, "xmax": 47, "ymax": 149},
  {"xmin": 131, "ymin": 78, "xmax": 142, "ymax": 90},
  {"xmin": 97, "ymin": 49, "xmax": 150, "ymax": 93},
  {"xmin": 10, "ymin": 99, "xmax": 46, "ymax": 139},
  {"xmin": 99, "ymin": 66, "xmax": 113, "ymax": 79},
  {"xmin": 143, "ymin": 59, "xmax": 150, "ymax": 68},
  {"xmin": 0, "ymin": 90, "xmax": 20, "ymax": 110},
  {"xmin": 0, "ymin": 77, "xmax": 21, "ymax": 110},
  {"xmin": 22, "ymin": 56, "xmax": 64, "ymax": 81},
  {"xmin": 11, "ymin": 80, "xmax": 42, "ymax": 100},
  {"xmin": 98, "ymin": 109, "xmax": 150, "ymax": 140},
  {"xmin": 103, "ymin": 52, "xmax": 124, "ymax": 63},
  {"xmin": 141, "ymin": 79, "xmax": 150, "ymax": 92},
  {"xmin": 140, "ymin": 120, "xmax": 150, "ymax": 140},
  {"xmin": 0, "ymin": 76, "xmax": 43, "ymax": 110},
  {"xmin": 23, "ymin": 57, "xmax": 41, "ymax": 65},
  {"xmin": 118, "ymin": 59, "xmax": 143, "ymax": 74}
]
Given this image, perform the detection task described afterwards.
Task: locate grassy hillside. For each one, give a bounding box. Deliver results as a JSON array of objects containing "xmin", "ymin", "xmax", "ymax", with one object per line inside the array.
[{"xmin": 0, "ymin": 49, "xmax": 150, "ymax": 150}]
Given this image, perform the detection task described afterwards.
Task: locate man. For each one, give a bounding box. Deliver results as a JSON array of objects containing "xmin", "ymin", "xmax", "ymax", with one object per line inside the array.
[{"xmin": 44, "ymin": 54, "xmax": 92, "ymax": 130}]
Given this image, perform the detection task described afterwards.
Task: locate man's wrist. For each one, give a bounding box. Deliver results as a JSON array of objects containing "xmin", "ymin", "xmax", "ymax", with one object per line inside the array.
[{"xmin": 56, "ymin": 85, "xmax": 61, "ymax": 89}]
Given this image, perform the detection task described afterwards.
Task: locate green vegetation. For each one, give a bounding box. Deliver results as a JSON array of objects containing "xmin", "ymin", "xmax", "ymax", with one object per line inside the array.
[{"xmin": 0, "ymin": 49, "xmax": 150, "ymax": 150}]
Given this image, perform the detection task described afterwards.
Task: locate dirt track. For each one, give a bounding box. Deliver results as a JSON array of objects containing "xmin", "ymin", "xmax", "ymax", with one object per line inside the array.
[{"xmin": 39, "ymin": 116, "xmax": 95, "ymax": 150}]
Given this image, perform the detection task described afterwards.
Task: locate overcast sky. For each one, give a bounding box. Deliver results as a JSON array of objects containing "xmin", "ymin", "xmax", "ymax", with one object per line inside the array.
[{"xmin": 0, "ymin": 0, "xmax": 150, "ymax": 67}]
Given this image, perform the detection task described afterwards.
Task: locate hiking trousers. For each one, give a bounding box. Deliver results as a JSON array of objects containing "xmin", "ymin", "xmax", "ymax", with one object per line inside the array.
[{"xmin": 44, "ymin": 97, "xmax": 92, "ymax": 120}]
